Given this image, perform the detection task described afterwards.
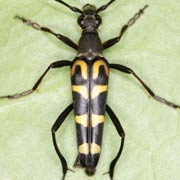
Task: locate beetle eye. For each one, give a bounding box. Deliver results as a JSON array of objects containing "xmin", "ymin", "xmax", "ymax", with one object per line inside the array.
[
  {"xmin": 78, "ymin": 15, "xmax": 84, "ymax": 26},
  {"xmin": 95, "ymin": 15, "xmax": 102, "ymax": 25}
]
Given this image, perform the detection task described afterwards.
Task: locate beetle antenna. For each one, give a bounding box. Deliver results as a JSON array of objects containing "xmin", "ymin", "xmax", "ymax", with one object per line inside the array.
[
  {"xmin": 54, "ymin": 0, "xmax": 83, "ymax": 14},
  {"xmin": 97, "ymin": 0, "xmax": 116, "ymax": 13}
]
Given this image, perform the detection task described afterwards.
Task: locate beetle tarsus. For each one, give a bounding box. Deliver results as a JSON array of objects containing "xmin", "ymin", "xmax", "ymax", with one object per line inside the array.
[
  {"xmin": 0, "ymin": 90, "xmax": 34, "ymax": 99},
  {"xmin": 127, "ymin": 4, "xmax": 149, "ymax": 27},
  {"xmin": 15, "ymin": 15, "xmax": 41, "ymax": 30}
]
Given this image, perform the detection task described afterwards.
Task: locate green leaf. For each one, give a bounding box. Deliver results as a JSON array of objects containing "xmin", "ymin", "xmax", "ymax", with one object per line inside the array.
[{"xmin": 0, "ymin": 0, "xmax": 180, "ymax": 180}]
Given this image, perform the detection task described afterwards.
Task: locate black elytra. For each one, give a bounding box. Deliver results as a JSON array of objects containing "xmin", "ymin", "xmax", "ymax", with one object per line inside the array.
[{"xmin": 1, "ymin": 1, "xmax": 180, "ymax": 180}]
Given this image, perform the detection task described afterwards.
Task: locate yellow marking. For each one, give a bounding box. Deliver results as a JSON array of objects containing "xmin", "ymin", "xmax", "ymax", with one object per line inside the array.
[
  {"xmin": 93, "ymin": 60, "xmax": 109, "ymax": 79},
  {"xmin": 72, "ymin": 85, "xmax": 88, "ymax": 99},
  {"xmin": 71, "ymin": 60, "xmax": 88, "ymax": 79},
  {"xmin": 75, "ymin": 114, "xmax": 88, "ymax": 127},
  {"xmin": 90, "ymin": 143, "xmax": 101, "ymax": 154},
  {"xmin": 91, "ymin": 114, "xmax": 104, "ymax": 127},
  {"xmin": 79, "ymin": 143, "xmax": 89, "ymax": 154},
  {"xmin": 91, "ymin": 85, "xmax": 108, "ymax": 98}
]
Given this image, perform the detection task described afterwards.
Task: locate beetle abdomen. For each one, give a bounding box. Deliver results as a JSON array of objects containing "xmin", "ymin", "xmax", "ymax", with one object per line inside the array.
[{"xmin": 71, "ymin": 57, "xmax": 109, "ymax": 174}]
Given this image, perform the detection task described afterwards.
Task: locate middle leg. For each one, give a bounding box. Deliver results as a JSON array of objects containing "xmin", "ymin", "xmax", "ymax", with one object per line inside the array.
[
  {"xmin": 110, "ymin": 63, "xmax": 180, "ymax": 109},
  {"xmin": 0, "ymin": 60, "xmax": 71, "ymax": 99}
]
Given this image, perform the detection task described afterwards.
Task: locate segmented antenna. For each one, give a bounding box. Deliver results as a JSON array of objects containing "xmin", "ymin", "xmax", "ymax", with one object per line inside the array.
[{"xmin": 55, "ymin": 0, "xmax": 83, "ymax": 14}]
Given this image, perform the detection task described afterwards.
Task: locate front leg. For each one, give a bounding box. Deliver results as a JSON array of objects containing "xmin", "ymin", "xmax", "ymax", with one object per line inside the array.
[
  {"xmin": 103, "ymin": 5, "xmax": 148, "ymax": 49},
  {"xmin": 0, "ymin": 60, "xmax": 71, "ymax": 99},
  {"xmin": 110, "ymin": 63, "xmax": 180, "ymax": 109},
  {"xmin": 15, "ymin": 16, "xmax": 78, "ymax": 50}
]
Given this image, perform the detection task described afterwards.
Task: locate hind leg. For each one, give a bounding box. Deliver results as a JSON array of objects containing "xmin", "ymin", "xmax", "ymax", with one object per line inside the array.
[
  {"xmin": 51, "ymin": 104, "xmax": 73, "ymax": 180},
  {"xmin": 106, "ymin": 105, "xmax": 125, "ymax": 180}
]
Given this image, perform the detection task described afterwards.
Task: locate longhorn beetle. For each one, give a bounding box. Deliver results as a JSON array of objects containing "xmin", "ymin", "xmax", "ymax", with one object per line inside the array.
[{"xmin": 1, "ymin": 0, "xmax": 180, "ymax": 180}]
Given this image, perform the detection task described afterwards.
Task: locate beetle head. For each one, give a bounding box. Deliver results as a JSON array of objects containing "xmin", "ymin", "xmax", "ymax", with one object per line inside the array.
[{"xmin": 77, "ymin": 4, "xmax": 102, "ymax": 30}]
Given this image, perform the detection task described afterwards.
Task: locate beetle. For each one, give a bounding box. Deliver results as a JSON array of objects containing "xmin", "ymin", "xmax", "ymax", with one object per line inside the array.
[{"xmin": 1, "ymin": 0, "xmax": 180, "ymax": 180}]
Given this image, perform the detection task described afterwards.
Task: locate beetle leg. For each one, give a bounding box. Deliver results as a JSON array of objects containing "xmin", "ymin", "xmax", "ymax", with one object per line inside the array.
[
  {"xmin": 15, "ymin": 16, "xmax": 78, "ymax": 50},
  {"xmin": 110, "ymin": 63, "xmax": 180, "ymax": 109},
  {"xmin": 0, "ymin": 60, "xmax": 71, "ymax": 99},
  {"xmin": 103, "ymin": 5, "xmax": 148, "ymax": 49},
  {"xmin": 106, "ymin": 105, "xmax": 125, "ymax": 180},
  {"xmin": 51, "ymin": 104, "xmax": 73, "ymax": 180}
]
